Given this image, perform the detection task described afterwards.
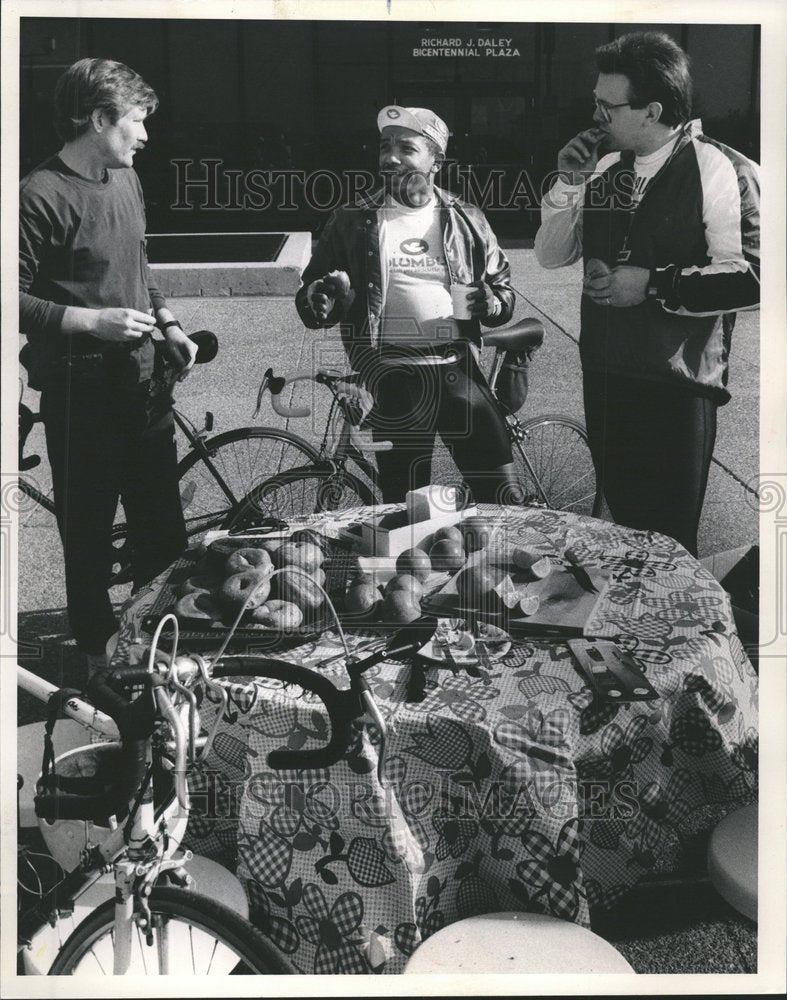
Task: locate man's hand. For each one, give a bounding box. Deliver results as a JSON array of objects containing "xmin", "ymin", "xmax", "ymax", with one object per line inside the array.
[
  {"xmin": 89, "ymin": 308, "xmax": 157, "ymax": 342},
  {"xmin": 307, "ymin": 270, "xmax": 351, "ymax": 322},
  {"xmin": 162, "ymin": 325, "xmax": 198, "ymax": 381},
  {"xmin": 583, "ymin": 260, "xmax": 650, "ymax": 308},
  {"xmin": 336, "ymin": 381, "xmax": 374, "ymax": 424},
  {"xmin": 557, "ymin": 127, "xmax": 607, "ymax": 185},
  {"xmin": 466, "ymin": 280, "xmax": 498, "ymax": 319}
]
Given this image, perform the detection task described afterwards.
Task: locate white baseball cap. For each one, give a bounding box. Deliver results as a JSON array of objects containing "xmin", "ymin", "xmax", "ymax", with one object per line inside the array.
[{"xmin": 377, "ymin": 106, "xmax": 450, "ymax": 152}]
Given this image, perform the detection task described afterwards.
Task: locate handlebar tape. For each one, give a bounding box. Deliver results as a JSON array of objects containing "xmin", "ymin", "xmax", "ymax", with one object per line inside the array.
[
  {"xmin": 215, "ymin": 657, "xmax": 359, "ymax": 769},
  {"xmin": 270, "ymin": 390, "xmax": 311, "ymax": 419},
  {"xmin": 33, "ymin": 672, "xmax": 160, "ymax": 823}
]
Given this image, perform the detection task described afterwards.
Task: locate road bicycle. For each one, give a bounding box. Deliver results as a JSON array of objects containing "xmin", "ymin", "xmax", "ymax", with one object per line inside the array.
[
  {"xmin": 15, "ymin": 614, "xmax": 307, "ymax": 976},
  {"xmin": 225, "ymin": 319, "xmax": 603, "ymax": 528},
  {"xmin": 16, "ymin": 601, "xmax": 436, "ymax": 976},
  {"xmin": 18, "ymin": 331, "xmax": 320, "ymax": 584}
]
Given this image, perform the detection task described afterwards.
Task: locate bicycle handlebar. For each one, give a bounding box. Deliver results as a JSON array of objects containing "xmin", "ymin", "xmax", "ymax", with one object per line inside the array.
[
  {"xmin": 213, "ymin": 656, "xmax": 359, "ymax": 768},
  {"xmin": 33, "ymin": 671, "xmax": 162, "ymax": 824},
  {"xmin": 212, "ymin": 616, "xmax": 438, "ymax": 772},
  {"xmin": 19, "ymin": 330, "xmax": 218, "ymax": 471},
  {"xmin": 258, "ymin": 367, "xmax": 393, "ymax": 451}
]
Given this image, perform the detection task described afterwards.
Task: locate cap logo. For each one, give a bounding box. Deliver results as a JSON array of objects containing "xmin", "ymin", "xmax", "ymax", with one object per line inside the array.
[{"xmin": 387, "ymin": 108, "xmax": 400, "ymax": 119}]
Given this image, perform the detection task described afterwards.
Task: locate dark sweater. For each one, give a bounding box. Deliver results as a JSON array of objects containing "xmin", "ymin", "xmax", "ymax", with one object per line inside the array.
[{"xmin": 19, "ymin": 155, "xmax": 166, "ymax": 387}]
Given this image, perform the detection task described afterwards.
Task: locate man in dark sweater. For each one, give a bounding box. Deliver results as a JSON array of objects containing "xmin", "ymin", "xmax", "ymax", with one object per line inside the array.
[{"xmin": 19, "ymin": 58, "xmax": 197, "ymax": 675}]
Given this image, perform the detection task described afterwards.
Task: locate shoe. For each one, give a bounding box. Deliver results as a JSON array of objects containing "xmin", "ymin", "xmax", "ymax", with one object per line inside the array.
[{"xmin": 85, "ymin": 652, "xmax": 107, "ymax": 679}]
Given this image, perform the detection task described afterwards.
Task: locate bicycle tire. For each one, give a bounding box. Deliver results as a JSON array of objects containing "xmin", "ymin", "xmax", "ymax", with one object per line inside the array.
[
  {"xmin": 510, "ymin": 414, "xmax": 603, "ymax": 518},
  {"xmin": 224, "ymin": 464, "xmax": 374, "ymax": 528},
  {"xmin": 48, "ymin": 886, "xmax": 296, "ymax": 976},
  {"xmin": 175, "ymin": 427, "xmax": 320, "ymax": 538},
  {"xmin": 104, "ymin": 428, "xmax": 319, "ymax": 586}
]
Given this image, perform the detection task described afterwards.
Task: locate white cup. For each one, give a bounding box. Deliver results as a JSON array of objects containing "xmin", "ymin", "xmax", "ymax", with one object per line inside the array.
[{"xmin": 450, "ymin": 283, "xmax": 474, "ymax": 320}]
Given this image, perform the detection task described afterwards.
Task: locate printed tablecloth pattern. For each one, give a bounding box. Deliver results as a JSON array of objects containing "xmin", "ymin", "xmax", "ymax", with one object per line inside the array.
[{"xmin": 111, "ymin": 505, "xmax": 758, "ymax": 975}]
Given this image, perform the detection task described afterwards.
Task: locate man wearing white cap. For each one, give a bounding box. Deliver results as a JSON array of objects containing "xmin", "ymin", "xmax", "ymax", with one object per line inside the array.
[{"xmin": 295, "ymin": 105, "xmax": 518, "ymax": 503}]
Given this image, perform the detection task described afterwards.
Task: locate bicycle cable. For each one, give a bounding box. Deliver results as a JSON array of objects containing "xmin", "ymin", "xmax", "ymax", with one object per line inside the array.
[
  {"xmin": 509, "ymin": 283, "xmax": 579, "ymax": 346},
  {"xmin": 210, "ymin": 567, "xmax": 352, "ymax": 665}
]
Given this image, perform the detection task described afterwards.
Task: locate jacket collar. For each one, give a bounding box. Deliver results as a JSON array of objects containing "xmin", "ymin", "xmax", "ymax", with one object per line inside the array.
[
  {"xmin": 619, "ymin": 118, "xmax": 702, "ymax": 169},
  {"xmin": 355, "ymin": 184, "xmax": 458, "ymax": 211}
]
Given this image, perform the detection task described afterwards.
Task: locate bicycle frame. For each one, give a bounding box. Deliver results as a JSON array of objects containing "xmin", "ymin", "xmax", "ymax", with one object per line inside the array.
[
  {"xmin": 258, "ymin": 366, "xmax": 386, "ymax": 490},
  {"xmin": 171, "ymin": 408, "xmax": 241, "ymax": 516},
  {"xmin": 326, "ymin": 409, "xmax": 379, "ymax": 483}
]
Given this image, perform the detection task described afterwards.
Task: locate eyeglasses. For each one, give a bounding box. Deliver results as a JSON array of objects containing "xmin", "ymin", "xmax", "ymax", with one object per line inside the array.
[{"xmin": 593, "ymin": 98, "xmax": 635, "ymax": 122}]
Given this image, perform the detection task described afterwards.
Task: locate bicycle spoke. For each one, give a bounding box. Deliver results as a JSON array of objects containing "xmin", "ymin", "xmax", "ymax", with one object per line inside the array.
[
  {"xmin": 177, "ymin": 430, "xmax": 318, "ymax": 538},
  {"xmin": 515, "ymin": 418, "xmax": 599, "ymax": 517},
  {"xmin": 136, "ymin": 921, "xmax": 149, "ymax": 974},
  {"xmin": 207, "ymin": 935, "xmax": 220, "ymax": 974}
]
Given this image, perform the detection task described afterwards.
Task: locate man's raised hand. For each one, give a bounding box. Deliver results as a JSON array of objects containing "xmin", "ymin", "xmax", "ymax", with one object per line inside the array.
[{"xmin": 557, "ymin": 127, "xmax": 607, "ymax": 185}]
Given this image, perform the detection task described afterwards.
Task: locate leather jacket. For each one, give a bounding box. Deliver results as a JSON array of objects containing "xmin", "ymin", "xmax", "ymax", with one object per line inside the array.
[{"xmin": 295, "ymin": 185, "xmax": 515, "ymax": 373}]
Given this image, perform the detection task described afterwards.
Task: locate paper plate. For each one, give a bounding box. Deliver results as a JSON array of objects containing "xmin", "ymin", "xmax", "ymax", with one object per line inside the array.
[{"xmin": 418, "ymin": 619, "xmax": 511, "ymax": 665}]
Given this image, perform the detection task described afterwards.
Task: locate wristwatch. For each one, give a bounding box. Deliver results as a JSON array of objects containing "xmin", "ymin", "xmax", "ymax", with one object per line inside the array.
[{"xmin": 159, "ymin": 320, "xmax": 183, "ymax": 332}]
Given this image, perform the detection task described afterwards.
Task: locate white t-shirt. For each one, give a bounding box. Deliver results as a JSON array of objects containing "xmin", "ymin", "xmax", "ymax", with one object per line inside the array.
[{"xmin": 378, "ymin": 195, "xmax": 459, "ymax": 346}]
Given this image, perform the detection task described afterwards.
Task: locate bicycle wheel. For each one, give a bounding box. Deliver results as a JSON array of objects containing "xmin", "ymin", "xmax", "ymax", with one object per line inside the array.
[
  {"xmin": 48, "ymin": 886, "xmax": 296, "ymax": 975},
  {"xmin": 511, "ymin": 415, "xmax": 603, "ymax": 517},
  {"xmin": 176, "ymin": 428, "xmax": 320, "ymax": 538},
  {"xmin": 224, "ymin": 464, "xmax": 374, "ymax": 528}
]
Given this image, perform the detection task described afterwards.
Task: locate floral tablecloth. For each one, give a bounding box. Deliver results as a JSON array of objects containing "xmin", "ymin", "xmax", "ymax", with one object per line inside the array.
[{"xmin": 111, "ymin": 504, "xmax": 758, "ymax": 975}]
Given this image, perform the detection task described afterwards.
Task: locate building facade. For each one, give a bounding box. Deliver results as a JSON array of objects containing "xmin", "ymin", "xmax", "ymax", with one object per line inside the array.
[{"xmin": 20, "ymin": 18, "xmax": 760, "ymax": 239}]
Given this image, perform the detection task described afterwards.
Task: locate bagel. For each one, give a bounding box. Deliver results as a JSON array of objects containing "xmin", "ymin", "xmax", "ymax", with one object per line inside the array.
[
  {"xmin": 176, "ymin": 574, "xmax": 219, "ymax": 599},
  {"xmin": 249, "ymin": 600, "xmax": 303, "ymax": 630},
  {"xmin": 217, "ymin": 570, "xmax": 271, "ymax": 613},
  {"xmin": 225, "ymin": 547, "xmax": 273, "ymax": 577},
  {"xmin": 174, "ymin": 589, "xmax": 218, "ymax": 621},
  {"xmin": 207, "ymin": 536, "xmax": 256, "ymax": 573},
  {"xmin": 207, "ymin": 536, "xmax": 276, "ymax": 573}
]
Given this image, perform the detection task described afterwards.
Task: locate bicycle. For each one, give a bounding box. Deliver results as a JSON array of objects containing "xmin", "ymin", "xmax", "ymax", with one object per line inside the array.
[
  {"xmin": 15, "ymin": 617, "xmax": 303, "ymax": 976},
  {"xmin": 225, "ymin": 319, "xmax": 603, "ymax": 528},
  {"xmin": 18, "ymin": 331, "xmax": 320, "ymax": 585},
  {"xmin": 16, "ymin": 604, "xmax": 436, "ymax": 975}
]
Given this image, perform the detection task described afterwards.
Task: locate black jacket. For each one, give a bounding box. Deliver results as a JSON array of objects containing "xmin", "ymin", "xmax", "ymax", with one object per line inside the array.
[{"xmin": 295, "ymin": 185, "xmax": 514, "ymax": 373}]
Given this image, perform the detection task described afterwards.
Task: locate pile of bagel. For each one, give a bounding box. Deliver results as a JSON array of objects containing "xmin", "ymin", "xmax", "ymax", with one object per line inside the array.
[{"xmin": 173, "ymin": 529, "xmax": 329, "ymax": 631}]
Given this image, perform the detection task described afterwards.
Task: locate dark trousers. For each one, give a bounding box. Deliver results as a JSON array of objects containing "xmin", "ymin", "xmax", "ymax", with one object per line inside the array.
[
  {"xmin": 41, "ymin": 376, "xmax": 186, "ymax": 654},
  {"xmin": 583, "ymin": 371, "xmax": 718, "ymax": 557},
  {"xmin": 368, "ymin": 345, "xmax": 513, "ymax": 503}
]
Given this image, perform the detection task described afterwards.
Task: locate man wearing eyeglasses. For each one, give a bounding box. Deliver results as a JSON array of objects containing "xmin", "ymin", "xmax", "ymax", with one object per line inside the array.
[{"xmin": 535, "ymin": 31, "xmax": 760, "ymax": 556}]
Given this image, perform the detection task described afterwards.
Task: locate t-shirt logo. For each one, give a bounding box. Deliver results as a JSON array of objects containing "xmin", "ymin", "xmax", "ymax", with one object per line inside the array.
[{"xmin": 400, "ymin": 238, "xmax": 429, "ymax": 255}]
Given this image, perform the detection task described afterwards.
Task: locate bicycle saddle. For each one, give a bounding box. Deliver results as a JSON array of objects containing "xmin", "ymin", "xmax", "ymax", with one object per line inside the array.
[{"xmin": 482, "ymin": 318, "xmax": 545, "ymax": 353}]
